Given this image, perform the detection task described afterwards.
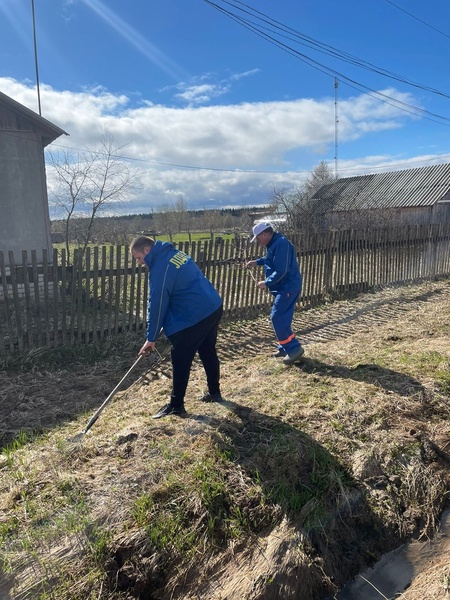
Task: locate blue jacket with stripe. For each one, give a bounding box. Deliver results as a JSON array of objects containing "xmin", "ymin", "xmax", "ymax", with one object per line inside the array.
[
  {"xmin": 144, "ymin": 241, "xmax": 222, "ymax": 341},
  {"xmin": 256, "ymin": 232, "xmax": 302, "ymax": 294}
]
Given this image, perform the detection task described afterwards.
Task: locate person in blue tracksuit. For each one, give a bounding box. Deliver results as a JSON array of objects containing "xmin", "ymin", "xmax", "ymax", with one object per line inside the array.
[
  {"xmin": 246, "ymin": 222, "xmax": 304, "ymax": 365},
  {"xmin": 130, "ymin": 236, "xmax": 223, "ymax": 418}
]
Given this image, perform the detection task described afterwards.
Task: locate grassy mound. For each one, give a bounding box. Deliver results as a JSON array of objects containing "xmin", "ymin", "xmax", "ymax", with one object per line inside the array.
[{"xmin": 1, "ymin": 279, "xmax": 450, "ymax": 599}]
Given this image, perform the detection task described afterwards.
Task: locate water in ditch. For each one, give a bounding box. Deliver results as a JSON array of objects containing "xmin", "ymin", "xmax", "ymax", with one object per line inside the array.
[{"xmin": 335, "ymin": 509, "xmax": 450, "ymax": 599}]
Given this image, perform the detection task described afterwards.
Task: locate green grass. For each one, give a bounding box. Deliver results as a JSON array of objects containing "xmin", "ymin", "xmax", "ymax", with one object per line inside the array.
[{"xmin": 52, "ymin": 232, "xmax": 235, "ymax": 251}]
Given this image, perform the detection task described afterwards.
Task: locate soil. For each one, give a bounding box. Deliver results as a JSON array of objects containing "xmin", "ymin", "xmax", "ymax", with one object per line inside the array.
[{"xmin": 1, "ymin": 278, "xmax": 450, "ymax": 599}]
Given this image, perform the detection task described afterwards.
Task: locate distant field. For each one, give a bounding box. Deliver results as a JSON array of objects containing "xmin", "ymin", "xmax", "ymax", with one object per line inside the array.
[{"xmin": 52, "ymin": 231, "xmax": 236, "ymax": 250}]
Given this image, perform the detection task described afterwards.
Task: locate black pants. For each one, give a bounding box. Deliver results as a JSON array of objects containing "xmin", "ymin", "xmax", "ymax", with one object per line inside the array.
[{"xmin": 167, "ymin": 305, "xmax": 223, "ymax": 408}]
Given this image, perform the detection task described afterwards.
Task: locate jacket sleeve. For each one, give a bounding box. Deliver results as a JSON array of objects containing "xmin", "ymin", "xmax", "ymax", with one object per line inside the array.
[
  {"xmin": 265, "ymin": 239, "xmax": 290, "ymax": 287},
  {"xmin": 146, "ymin": 262, "xmax": 174, "ymax": 341}
]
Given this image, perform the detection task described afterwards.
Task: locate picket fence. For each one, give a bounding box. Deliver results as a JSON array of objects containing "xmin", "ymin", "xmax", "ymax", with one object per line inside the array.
[{"xmin": 1, "ymin": 224, "xmax": 450, "ymax": 355}]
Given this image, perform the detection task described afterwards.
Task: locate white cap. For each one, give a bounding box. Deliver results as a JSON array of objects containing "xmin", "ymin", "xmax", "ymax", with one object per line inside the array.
[{"xmin": 251, "ymin": 221, "xmax": 272, "ymax": 242}]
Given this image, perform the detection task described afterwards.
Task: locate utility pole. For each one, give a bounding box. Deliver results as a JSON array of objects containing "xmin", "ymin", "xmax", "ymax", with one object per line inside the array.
[
  {"xmin": 334, "ymin": 78, "xmax": 339, "ymax": 179},
  {"xmin": 31, "ymin": 0, "xmax": 42, "ymax": 115}
]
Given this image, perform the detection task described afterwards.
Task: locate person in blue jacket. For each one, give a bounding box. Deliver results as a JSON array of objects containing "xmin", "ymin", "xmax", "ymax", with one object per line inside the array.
[
  {"xmin": 130, "ymin": 236, "xmax": 223, "ymax": 418},
  {"xmin": 246, "ymin": 222, "xmax": 304, "ymax": 365}
]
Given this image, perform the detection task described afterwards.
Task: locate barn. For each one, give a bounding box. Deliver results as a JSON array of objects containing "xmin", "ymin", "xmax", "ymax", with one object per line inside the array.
[{"xmin": 311, "ymin": 163, "xmax": 450, "ymax": 230}]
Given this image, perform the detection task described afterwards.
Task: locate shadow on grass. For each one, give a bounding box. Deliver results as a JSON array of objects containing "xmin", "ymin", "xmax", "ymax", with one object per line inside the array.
[
  {"xmin": 295, "ymin": 357, "xmax": 424, "ymax": 398},
  {"xmin": 187, "ymin": 398, "xmax": 401, "ymax": 598},
  {"xmin": 0, "ymin": 343, "xmax": 172, "ymax": 450}
]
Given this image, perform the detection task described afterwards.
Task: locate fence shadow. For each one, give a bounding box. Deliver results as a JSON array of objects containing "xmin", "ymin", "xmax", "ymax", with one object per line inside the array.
[{"xmin": 294, "ymin": 358, "xmax": 424, "ymax": 398}]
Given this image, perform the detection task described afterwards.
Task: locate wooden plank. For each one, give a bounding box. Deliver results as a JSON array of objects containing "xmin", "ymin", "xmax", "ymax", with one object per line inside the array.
[
  {"xmin": 379, "ymin": 228, "xmax": 386, "ymax": 286},
  {"xmin": 99, "ymin": 247, "xmax": 107, "ymax": 342},
  {"xmin": 204, "ymin": 239, "xmax": 213, "ymax": 283},
  {"xmin": 322, "ymin": 230, "xmax": 334, "ymax": 294},
  {"xmin": 22, "ymin": 251, "xmax": 33, "ymax": 350},
  {"xmin": 75, "ymin": 250, "xmax": 84, "ymax": 343},
  {"xmin": 439, "ymin": 224, "xmax": 450, "ymax": 274},
  {"xmin": 357, "ymin": 232, "xmax": 365, "ymax": 291},
  {"xmin": 52, "ymin": 249, "xmax": 60, "ymax": 348},
  {"xmin": 31, "ymin": 250, "xmax": 44, "ymax": 347},
  {"xmin": 228, "ymin": 241, "xmax": 240, "ymax": 314},
  {"xmin": 302, "ymin": 233, "xmax": 313, "ymax": 305},
  {"xmin": 368, "ymin": 228, "xmax": 375, "ymax": 287},
  {"xmin": 114, "ymin": 245, "xmax": 121, "ymax": 334},
  {"xmin": 308, "ymin": 233, "xmax": 319, "ymax": 306},
  {"xmin": 0, "ymin": 252, "xmax": 5, "ymax": 351},
  {"xmin": 128, "ymin": 252, "xmax": 137, "ymax": 332},
  {"xmin": 242, "ymin": 246, "xmax": 253, "ymax": 314},
  {"xmin": 215, "ymin": 240, "xmax": 227, "ymax": 306},
  {"xmin": 41, "ymin": 249, "xmax": 51, "ymax": 348},
  {"xmin": 316, "ymin": 236, "xmax": 325, "ymax": 303},
  {"xmin": 334, "ymin": 230, "xmax": 342, "ymax": 294},
  {"xmin": 60, "ymin": 249, "xmax": 68, "ymax": 346},
  {"xmin": 394, "ymin": 228, "xmax": 401, "ymax": 283},
  {"xmin": 7, "ymin": 252, "xmax": 24, "ymax": 352},
  {"xmin": 85, "ymin": 247, "xmax": 91, "ymax": 343},
  {"xmin": 121, "ymin": 245, "xmax": 129, "ymax": 334},
  {"xmin": 0, "ymin": 252, "xmax": 13, "ymax": 345},
  {"xmin": 344, "ymin": 229, "xmax": 351, "ymax": 293},
  {"xmin": 107, "ymin": 246, "xmax": 114, "ymax": 335},
  {"xmin": 92, "ymin": 247, "xmax": 99, "ymax": 342}
]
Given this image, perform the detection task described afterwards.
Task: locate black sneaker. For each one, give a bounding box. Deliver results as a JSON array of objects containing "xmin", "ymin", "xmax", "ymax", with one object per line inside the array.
[
  {"xmin": 283, "ymin": 346, "xmax": 305, "ymax": 365},
  {"xmin": 199, "ymin": 391, "xmax": 223, "ymax": 403},
  {"xmin": 272, "ymin": 349, "xmax": 286, "ymax": 358},
  {"xmin": 152, "ymin": 403, "xmax": 187, "ymax": 419}
]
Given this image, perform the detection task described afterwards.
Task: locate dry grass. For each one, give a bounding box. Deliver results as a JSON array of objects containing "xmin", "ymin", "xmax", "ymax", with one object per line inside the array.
[{"xmin": 1, "ymin": 278, "xmax": 450, "ymax": 599}]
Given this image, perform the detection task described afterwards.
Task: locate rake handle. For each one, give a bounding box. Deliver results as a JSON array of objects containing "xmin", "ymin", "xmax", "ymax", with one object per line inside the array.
[{"xmin": 82, "ymin": 354, "xmax": 144, "ymax": 434}]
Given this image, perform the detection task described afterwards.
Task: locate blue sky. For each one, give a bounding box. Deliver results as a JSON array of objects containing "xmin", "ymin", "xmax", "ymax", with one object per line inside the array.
[{"xmin": 1, "ymin": 0, "xmax": 450, "ymax": 214}]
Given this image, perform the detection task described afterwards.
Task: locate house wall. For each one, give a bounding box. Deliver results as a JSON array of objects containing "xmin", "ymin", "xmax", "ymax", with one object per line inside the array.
[
  {"xmin": 0, "ymin": 130, "xmax": 52, "ymax": 266},
  {"xmin": 324, "ymin": 204, "xmax": 450, "ymax": 230},
  {"xmin": 432, "ymin": 203, "xmax": 450, "ymax": 223}
]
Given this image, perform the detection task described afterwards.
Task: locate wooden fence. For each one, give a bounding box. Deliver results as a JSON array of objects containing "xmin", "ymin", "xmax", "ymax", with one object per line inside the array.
[{"xmin": 1, "ymin": 223, "xmax": 450, "ymax": 355}]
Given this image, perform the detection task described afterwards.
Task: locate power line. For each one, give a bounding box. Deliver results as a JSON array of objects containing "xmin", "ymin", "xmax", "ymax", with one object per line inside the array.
[
  {"xmin": 215, "ymin": 0, "xmax": 450, "ymax": 98},
  {"xmin": 48, "ymin": 140, "xmax": 450, "ymax": 177},
  {"xmin": 383, "ymin": 0, "xmax": 450, "ymax": 40},
  {"xmin": 3, "ymin": 124, "xmax": 449, "ymax": 177},
  {"xmin": 202, "ymin": 0, "xmax": 450, "ymax": 126}
]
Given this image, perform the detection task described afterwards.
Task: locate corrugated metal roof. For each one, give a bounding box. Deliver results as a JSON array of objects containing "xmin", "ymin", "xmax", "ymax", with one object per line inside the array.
[{"xmin": 312, "ymin": 163, "xmax": 450, "ymax": 211}]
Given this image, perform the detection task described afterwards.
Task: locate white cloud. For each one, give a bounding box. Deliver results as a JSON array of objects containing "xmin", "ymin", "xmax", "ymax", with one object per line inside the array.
[
  {"xmin": 229, "ymin": 69, "xmax": 261, "ymax": 81},
  {"xmin": 1, "ymin": 77, "xmax": 444, "ymax": 215},
  {"xmin": 174, "ymin": 83, "xmax": 230, "ymax": 105}
]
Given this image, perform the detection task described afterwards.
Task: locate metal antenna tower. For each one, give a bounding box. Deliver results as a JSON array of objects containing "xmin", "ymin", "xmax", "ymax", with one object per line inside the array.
[{"xmin": 334, "ymin": 78, "xmax": 339, "ymax": 179}]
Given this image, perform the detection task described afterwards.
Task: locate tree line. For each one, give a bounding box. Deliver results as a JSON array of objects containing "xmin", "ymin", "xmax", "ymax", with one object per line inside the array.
[{"xmin": 47, "ymin": 136, "xmax": 411, "ymax": 265}]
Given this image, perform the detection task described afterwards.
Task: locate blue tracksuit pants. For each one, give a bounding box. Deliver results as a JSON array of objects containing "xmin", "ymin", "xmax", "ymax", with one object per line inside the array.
[{"xmin": 270, "ymin": 290, "xmax": 300, "ymax": 354}]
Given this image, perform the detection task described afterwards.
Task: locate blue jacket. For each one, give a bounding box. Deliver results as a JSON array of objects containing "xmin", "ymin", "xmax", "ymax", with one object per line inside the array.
[
  {"xmin": 144, "ymin": 241, "xmax": 222, "ymax": 341},
  {"xmin": 256, "ymin": 232, "xmax": 302, "ymax": 294}
]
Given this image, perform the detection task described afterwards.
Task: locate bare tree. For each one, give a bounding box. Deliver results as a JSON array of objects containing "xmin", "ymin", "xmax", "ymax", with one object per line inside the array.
[
  {"xmin": 153, "ymin": 202, "xmax": 178, "ymax": 242},
  {"xmin": 47, "ymin": 136, "xmax": 142, "ymax": 262},
  {"xmin": 174, "ymin": 195, "xmax": 190, "ymax": 239},
  {"xmin": 270, "ymin": 161, "xmax": 335, "ymax": 233}
]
